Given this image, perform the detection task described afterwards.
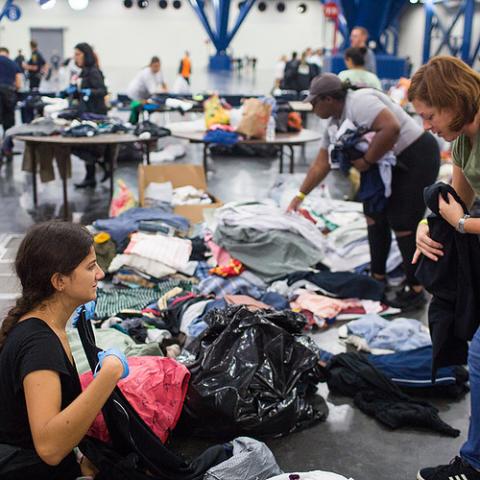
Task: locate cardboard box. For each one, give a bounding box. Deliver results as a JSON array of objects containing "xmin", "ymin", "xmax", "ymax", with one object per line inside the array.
[{"xmin": 138, "ymin": 164, "xmax": 223, "ymax": 224}]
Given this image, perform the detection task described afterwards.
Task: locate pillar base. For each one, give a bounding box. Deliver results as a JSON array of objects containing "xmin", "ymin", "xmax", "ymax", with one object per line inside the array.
[{"xmin": 209, "ymin": 53, "xmax": 232, "ymax": 71}]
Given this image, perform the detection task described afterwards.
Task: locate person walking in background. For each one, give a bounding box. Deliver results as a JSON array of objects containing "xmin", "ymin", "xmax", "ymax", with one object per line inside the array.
[
  {"xmin": 338, "ymin": 47, "xmax": 382, "ymax": 89},
  {"xmin": 14, "ymin": 49, "xmax": 25, "ymax": 75},
  {"xmin": 0, "ymin": 47, "xmax": 22, "ymax": 134},
  {"xmin": 350, "ymin": 26, "xmax": 376, "ymax": 74},
  {"xmin": 179, "ymin": 51, "xmax": 192, "ymax": 84},
  {"xmin": 68, "ymin": 42, "xmax": 108, "ymax": 189},
  {"xmin": 282, "ymin": 51, "xmax": 300, "ymax": 90},
  {"xmin": 23, "ymin": 40, "xmax": 46, "ymax": 90},
  {"xmin": 127, "ymin": 56, "xmax": 168, "ymax": 101},
  {"xmin": 273, "ymin": 54, "xmax": 287, "ymax": 91},
  {"xmin": 297, "ymin": 51, "xmax": 316, "ymax": 92}
]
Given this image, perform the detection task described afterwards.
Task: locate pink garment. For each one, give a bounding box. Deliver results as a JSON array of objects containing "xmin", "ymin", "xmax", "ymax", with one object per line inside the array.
[
  {"xmin": 204, "ymin": 231, "xmax": 233, "ymax": 266},
  {"xmin": 290, "ymin": 290, "xmax": 362, "ymax": 321},
  {"xmin": 224, "ymin": 294, "xmax": 270, "ymax": 311},
  {"xmin": 80, "ymin": 357, "xmax": 190, "ymax": 443}
]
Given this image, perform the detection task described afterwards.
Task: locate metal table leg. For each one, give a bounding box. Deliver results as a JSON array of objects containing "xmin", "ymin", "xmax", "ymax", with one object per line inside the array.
[
  {"xmin": 203, "ymin": 143, "xmax": 208, "ymax": 172},
  {"xmin": 145, "ymin": 141, "xmax": 151, "ymax": 165},
  {"xmin": 30, "ymin": 143, "xmax": 38, "ymax": 207},
  {"xmin": 60, "ymin": 147, "xmax": 70, "ymax": 221},
  {"xmin": 279, "ymin": 145, "xmax": 284, "ymax": 174},
  {"xmin": 288, "ymin": 145, "xmax": 295, "ymax": 174}
]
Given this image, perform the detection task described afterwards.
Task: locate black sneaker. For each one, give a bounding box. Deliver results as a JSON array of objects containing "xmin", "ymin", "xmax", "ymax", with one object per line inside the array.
[
  {"xmin": 387, "ymin": 285, "xmax": 427, "ymax": 311},
  {"xmin": 417, "ymin": 456, "xmax": 480, "ymax": 480}
]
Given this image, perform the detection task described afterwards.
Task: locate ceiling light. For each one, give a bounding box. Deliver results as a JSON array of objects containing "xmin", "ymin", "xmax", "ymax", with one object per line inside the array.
[
  {"xmin": 258, "ymin": 1, "xmax": 267, "ymax": 11},
  {"xmin": 172, "ymin": 0, "xmax": 182, "ymax": 9},
  {"xmin": 39, "ymin": 0, "xmax": 56, "ymax": 9},
  {"xmin": 124, "ymin": 0, "xmax": 133, "ymax": 7},
  {"xmin": 138, "ymin": 0, "xmax": 149, "ymax": 7},
  {"xmin": 297, "ymin": 3, "xmax": 307, "ymax": 13},
  {"xmin": 276, "ymin": 2, "xmax": 285, "ymax": 12},
  {"xmin": 68, "ymin": 0, "xmax": 89, "ymax": 10},
  {"xmin": 159, "ymin": 0, "xmax": 168, "ymax": 7}
]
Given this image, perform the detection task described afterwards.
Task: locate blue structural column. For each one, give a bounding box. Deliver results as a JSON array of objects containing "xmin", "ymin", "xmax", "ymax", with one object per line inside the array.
[
  {"xmin": 187, "ymin": 0, "xmax": 257, "ymax": 71},
  {"xmin": 461, "ymin": 0, "xmax": 474, "ymax": 64},
  {"xmin": 422, "ymin": 0, "xmax": 434, "ymax": 64}
]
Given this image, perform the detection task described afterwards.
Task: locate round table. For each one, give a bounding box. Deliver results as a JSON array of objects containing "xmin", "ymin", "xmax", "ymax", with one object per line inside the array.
[
  {"xmin": 169, "ymin": 128, "xmax": 322, "ymax": 173},
  {"xmin": 14, "ymin": 133, "xmax": 153, "ymax": 220}
]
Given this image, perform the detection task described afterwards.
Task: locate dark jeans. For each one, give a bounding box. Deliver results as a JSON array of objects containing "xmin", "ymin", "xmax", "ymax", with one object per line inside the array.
[
  {"xmin": 0, "ymin": 85, "xmax": 16, "ymax": 133},
  {"xmin": 366, "ymin": 132, "xmax": 440, "ymax": 285}
]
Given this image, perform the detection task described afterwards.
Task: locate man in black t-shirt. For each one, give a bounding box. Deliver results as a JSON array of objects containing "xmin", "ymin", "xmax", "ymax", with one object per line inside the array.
[
  {"xmin": 0, "ymin": 47, "xmax": 22, "ymax": 132},
  {"xmin": 24, "ymin": 40, "xmax": 46, "ymax": 90}
]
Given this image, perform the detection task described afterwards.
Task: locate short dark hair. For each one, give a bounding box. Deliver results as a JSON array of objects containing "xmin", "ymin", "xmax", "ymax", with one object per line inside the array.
[
  {"xmin": 344, "ymin": 47, "xmax": 367, "ymax": 67},
  {"xmin": 30, "ymin": 40, "xmax": 38, "ymax": 49},
  {"xmin": 150, "ymin": 56, "xmax": 160, "ymax": 65},
  {"xmin": 0, "ymin": 47, "xmax": 9, "ymax": 55}
]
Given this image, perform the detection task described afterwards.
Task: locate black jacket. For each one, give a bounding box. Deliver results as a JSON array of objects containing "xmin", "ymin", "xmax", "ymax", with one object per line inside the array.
[
  {"xmin": 79, "ymin": 66, "xmax": 107, "ymax": 115},
  {"xmin": 415, "ymin": 182, "xmax": 480, "ymax": 375}
]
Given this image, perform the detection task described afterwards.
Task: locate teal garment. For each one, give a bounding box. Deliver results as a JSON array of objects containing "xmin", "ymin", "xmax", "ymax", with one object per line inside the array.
[
  {"xmin": 95, "ymin": 281, "xmax": 192, "ymax": 319},
  {"xmin": 213, "ymin": 224, "xmax": 324, "ymax": 283},
  {"xmin": 68, "ymin": 328, "xmax": 163, "ymax": 375}
]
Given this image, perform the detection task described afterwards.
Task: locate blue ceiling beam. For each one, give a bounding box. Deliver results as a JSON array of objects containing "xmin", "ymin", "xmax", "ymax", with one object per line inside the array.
[{"xmin": 187, "ymin": 0, "xmax": 256, "ymax": 55}]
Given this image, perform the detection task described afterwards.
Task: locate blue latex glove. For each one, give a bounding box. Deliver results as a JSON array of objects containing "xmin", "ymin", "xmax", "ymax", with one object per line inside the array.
[
  {"xmin": 72, "ymin": 300, "xmax": 96, "ymax": 327},
  {"xmin": 65, "ymin": 84, "xmax": 77, "ymax": 95},
  {"xmin": 94, "ymin": 348, "xmax": 129, "ymax": 379},
  {"xmin": 81, "ymin": 88, "xmax": 92, "ymax": 97}
]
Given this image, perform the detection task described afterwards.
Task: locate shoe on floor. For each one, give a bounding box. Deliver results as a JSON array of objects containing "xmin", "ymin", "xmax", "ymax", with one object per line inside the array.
[
  {"xmin": 387, "ymin": 285, "xmax": 427, "ymax": 311},
  {"xmin": 417, "ymin": 456, "xmax": 480, "ymax": 480}
]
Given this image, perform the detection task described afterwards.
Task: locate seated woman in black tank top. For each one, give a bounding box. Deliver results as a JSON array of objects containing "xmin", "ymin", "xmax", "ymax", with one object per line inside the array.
[{"xmin": 0, "ymin": 221, "xmax": 126, "ymax": 480}]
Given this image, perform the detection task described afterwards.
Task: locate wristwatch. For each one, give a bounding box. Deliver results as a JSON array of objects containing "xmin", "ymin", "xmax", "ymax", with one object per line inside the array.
[{"xmin": 457, "ymin": 214, "xmax": 471, "ymax": 234}]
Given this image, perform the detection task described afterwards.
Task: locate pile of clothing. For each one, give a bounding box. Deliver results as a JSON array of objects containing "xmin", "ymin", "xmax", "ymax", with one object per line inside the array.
[
  {"xmin": 143, "ymin": 181, "xmax": 213, "ymax": 209},
  {"xmin": 62, "ymin": 184, "xmax": 467, "ymax": 452}
]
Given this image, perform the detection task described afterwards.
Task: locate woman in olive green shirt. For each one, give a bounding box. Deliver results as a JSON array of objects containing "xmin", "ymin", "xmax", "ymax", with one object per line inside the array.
[{"xmin": 408, "ymin": 55, "xmax": 480, "ymax": 480}]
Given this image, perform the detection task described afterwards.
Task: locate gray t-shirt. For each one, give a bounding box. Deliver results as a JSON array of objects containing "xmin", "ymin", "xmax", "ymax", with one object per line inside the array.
[
  {"xmin": 364, "ymin": 48, "xmax": 377, "ymax": 74},
  {"xmin": 319, "ymin": 88, "xmax": 423, "ymax": 155}
]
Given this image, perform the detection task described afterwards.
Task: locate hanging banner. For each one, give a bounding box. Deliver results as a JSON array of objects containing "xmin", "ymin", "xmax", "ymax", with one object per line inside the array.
[{"xmin": 0, "ymin": 1, "xmax": 21, "ymax": 22}]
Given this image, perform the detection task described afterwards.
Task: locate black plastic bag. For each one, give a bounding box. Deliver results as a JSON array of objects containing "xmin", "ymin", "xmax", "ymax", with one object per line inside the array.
[
  {"xmin": 180, "ymin": 305, "xmax": 328, "ymax": 438},
  {"xmin": 134, "ymin": 121, "xmax": 171, "ymax": 138}
]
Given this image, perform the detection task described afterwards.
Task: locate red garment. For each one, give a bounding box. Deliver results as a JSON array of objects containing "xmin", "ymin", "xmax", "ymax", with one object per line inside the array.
[
  {"xmin": 298, "ymin": 208, "xmax": 317, "ymax": 224},
  {"xmin": 209, "ymin": 259, "xmax": 244, "ymax": 278},
  {"xmin": 80, "ymin": 357, "xmax": 189, "ymax": 443}
]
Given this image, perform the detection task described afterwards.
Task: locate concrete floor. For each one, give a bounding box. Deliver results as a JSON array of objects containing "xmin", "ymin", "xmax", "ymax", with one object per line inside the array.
[{"xmin": 0, "ymin": 70, "xmax": 470, "ymax": 480}]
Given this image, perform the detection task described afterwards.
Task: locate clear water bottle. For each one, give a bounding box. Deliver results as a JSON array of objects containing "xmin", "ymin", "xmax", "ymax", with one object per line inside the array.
[{"xmin": 266, "ymin": 116, "xmax": 276, "ymax": 141}]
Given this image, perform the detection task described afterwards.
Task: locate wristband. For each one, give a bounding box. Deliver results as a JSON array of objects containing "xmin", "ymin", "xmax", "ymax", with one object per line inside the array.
[
  {"xmin": 296, "ymin": 191, "xmax": 306, "ymax": 200},
  {"xmin": 94, "ymin": 348, "xmax": 129, "ymax": 379},
  {"xmin": 418, "ymin": 218, "xmax": 428, "ymax": 226}
]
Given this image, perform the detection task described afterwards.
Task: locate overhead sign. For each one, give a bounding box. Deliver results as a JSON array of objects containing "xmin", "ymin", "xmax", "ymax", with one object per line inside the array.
[
  {"xmin": 324, "ymin": 1, "xmax": 339, "ymax": 20},
  {"xmin": 0, "ymin": 1, "xmax": 21, "ymax": 22}
]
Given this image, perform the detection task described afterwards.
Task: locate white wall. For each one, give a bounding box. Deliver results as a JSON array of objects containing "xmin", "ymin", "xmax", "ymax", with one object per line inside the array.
[
  {"xmin": 3, "ymin": 0, "xmax": 480, "ymax": 94},
  {"xmin": 2, "ymin": 0, "xmax": 330, "ymax": 94}
]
